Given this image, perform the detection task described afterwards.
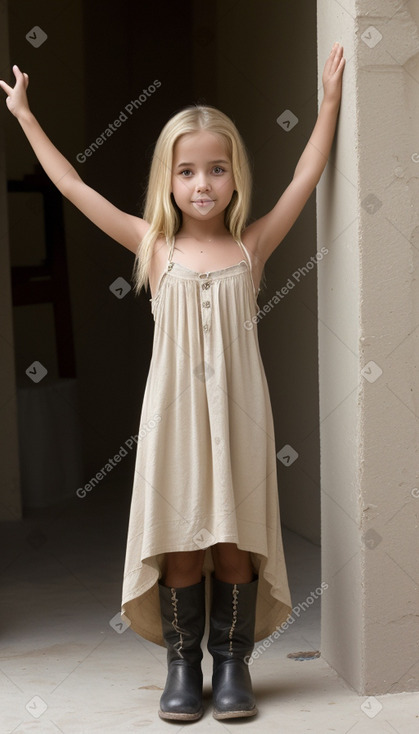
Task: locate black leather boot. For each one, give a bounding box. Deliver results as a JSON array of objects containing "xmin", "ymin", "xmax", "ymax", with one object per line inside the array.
[
  {"xmin": 207, "ymin": 575, "xmax": 258, "ymax": 719},
  {"xmin": 158, "ymin": 577, "xmax": 205, "ymax": 721}
]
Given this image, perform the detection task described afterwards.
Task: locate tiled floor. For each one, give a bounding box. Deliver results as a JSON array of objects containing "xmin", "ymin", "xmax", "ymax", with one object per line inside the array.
[{"xmin": 1, "ymin": 471, "xmax": 418, "ymax": 733}]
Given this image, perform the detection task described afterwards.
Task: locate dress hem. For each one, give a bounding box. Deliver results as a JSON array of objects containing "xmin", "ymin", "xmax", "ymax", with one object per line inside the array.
[{"xmin": 121, "ymin": 549, "xmax": 293, "ymax": 647}]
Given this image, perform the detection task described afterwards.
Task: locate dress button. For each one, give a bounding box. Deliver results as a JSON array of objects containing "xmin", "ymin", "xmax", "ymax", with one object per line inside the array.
[
  {"xmin": 203, "ymin": 324, "xmax": 209, "ymax": 331},
  {"xmin": 203, "ymin": 301, "xmax": 211, "ymax": 308},
  {"xmin": 202, "ymin": 282, "xmax": 210, "ymax": 289}
]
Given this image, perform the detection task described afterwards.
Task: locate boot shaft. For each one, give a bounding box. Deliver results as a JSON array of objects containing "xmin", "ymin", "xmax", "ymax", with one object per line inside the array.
[
  {"xmin": 159, "ymin": 577, "xmax": 206, "ymax": 665},
  {"xmin": 207, "ymin": 576, "xmax": 258, "ymax": 665}
]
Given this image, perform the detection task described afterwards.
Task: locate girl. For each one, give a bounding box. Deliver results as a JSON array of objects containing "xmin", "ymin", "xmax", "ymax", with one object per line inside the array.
[{"xmin": 0, "ymin": 43, "xmax": 345, "ymax": 722}]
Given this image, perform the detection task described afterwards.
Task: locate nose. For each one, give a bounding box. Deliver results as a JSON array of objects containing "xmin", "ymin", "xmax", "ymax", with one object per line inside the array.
[{"xmin": 196, "ymin": 175, "xmax": 210, "ymax": 192}]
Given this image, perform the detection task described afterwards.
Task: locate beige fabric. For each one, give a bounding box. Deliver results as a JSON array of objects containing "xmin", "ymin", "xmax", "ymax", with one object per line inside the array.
[{"xmin": 121, "ymin": 236, "xmax": 292, "ymax": 645}]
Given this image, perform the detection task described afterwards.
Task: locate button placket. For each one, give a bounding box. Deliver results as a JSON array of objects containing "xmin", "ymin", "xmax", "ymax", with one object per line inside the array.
[{"xmin": 198, "ymin": 273, "xmax": 212, "ymax": 332}]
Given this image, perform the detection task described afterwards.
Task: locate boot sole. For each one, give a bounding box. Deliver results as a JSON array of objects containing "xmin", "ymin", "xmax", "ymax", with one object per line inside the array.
[
  {"xmin": 158, "ymin": 707, "xmax": 204, "ymax": 721},
  {"xmin": 213, "ymin": 705, "xmax": 257, "ymax": 719}
]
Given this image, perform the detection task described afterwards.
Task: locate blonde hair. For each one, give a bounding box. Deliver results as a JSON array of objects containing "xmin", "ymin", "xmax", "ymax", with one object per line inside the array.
[{"xmin": 131, "ymin": 104, "xmax": 254, "ymax": 297}]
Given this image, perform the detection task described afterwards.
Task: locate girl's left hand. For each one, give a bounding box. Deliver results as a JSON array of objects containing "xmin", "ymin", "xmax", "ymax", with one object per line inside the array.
[{"xmin": 322, "ymin": 43, "xmax": 345, "ymax": 105}]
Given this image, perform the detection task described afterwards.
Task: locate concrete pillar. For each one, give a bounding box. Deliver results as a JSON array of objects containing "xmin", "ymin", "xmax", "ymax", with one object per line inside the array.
[
  {"xmin": 0, "ymin": 0, "xmax": 22, "ymax": 521},
  {"xmin": 317, "ymin": 0, "xmax": 419, "ymax": 694}
]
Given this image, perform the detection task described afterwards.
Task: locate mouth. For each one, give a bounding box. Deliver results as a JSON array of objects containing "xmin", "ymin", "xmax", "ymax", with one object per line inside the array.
[{"xmin": 192, "ymin": 198, "xmax": 215, "ymax": 215}]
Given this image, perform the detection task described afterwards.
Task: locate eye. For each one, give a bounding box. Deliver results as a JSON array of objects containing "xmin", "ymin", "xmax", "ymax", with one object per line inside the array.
[
  {"xmin": 179, "ymin": 169, "xmax": 192, "ymax": 177},
  {"xmin": 213, "ymin": 166, "xmax": 225, "ymax": 174}
]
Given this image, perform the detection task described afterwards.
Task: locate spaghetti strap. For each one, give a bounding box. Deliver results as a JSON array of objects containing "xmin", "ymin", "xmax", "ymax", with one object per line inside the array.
[
  {"xmin": 236, "ymin": 238, "xmax": 252, "ymax": 272},
  {"xmin": 236, "ymin": 238, "xmax": 260, "ymax": 302},
  {"xmin": 167, "ymin": 235, "xmax": 175, "ymax": 263}
]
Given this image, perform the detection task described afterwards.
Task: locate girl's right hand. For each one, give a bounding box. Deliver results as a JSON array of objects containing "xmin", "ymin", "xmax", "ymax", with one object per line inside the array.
[{"xmin": 0, "ymin": 65, "xmax": 30, "ymax": 119}]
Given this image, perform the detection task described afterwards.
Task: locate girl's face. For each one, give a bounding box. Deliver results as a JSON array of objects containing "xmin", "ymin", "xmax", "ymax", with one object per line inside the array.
[{"xmin": 171, "ymin": 130, "xmax": 236, "ymax": 221}]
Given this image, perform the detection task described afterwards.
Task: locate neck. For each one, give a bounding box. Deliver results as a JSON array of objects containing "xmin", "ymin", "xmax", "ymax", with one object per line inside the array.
[{"xmin": 176, "ymin": 215, "xmax": 230, "ymax": 242}]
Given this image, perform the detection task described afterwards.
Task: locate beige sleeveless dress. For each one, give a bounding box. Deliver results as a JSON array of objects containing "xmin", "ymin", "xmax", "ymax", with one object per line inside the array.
[{"xmin": 121, "ymin": 235, "xmax": 292, "ymax": 645}]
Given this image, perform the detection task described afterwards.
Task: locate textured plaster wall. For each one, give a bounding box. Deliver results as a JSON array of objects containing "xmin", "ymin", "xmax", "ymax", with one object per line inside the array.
[{"xmin": 318, "ymin": 0, "xmax": 419, "ymax": 695}]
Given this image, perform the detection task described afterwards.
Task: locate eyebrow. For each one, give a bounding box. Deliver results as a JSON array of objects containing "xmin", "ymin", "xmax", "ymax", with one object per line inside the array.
[{"xmin": 176, "ymin": 159, "xmax": 230, "ymax": 168}]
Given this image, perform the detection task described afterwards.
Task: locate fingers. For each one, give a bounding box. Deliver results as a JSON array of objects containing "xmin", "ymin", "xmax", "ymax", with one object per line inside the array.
[
  {"xmin": 325, "ymin": 43, "xmax": 345, "ymax": 78},
  {"xmin": 325, "ymin": 43, "xmax": 342, "ymax": 71},
  {"xmin": 0, "ymin": 64, "xmax": 29, "ymax": 97},
  {"xmin": 333, "ymin": 48, "xmax": 345, "ymax": 77},
  {"xmin": 0, "ymin": 80, "xmax": 13, "ymax": 96},
  {"xmin": 13, "ymin": 64, "xmax": 28, "ymax": 82},
  {"xmin": 331, "ymin": 43, "xmax": 344, "ymax": 68}
]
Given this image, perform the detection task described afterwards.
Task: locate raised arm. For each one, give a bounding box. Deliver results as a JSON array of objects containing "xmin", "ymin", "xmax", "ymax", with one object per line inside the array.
[
  {"xmin": 0, "ymin": 65, "xmax": 148, "ymax": 253},
  {"xmin": 244, "ymin": 43, "xmax": 345, "ymax": 264}
]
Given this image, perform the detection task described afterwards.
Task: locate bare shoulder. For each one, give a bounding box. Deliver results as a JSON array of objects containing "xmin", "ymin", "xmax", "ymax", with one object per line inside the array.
[
  {"xmin": 123, "ymin": 214, "xmax": 151, "ymax": 253},
  {"xmin": 240, "ymin": 224, "xmax": 267, "ymax": 285},
  {"xmin": 241, "ymin": 222, "xmax": 269, "ymax": 263},
  {"xmin": 239, "ymin": 226, "xmax": 266, "ymax": 296},
  {"xmin": 148, "ymin": 233, "xmax": 170, "ymax": 299},
  {"xmin": 150, "ymin": 233, "xmax": 170, "ymax": 265}
]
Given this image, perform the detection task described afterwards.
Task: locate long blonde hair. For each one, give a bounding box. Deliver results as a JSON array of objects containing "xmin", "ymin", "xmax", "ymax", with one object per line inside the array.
[{"xmin": 131, "ymin": 104, "xmax": 253, "ymax": 297}]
